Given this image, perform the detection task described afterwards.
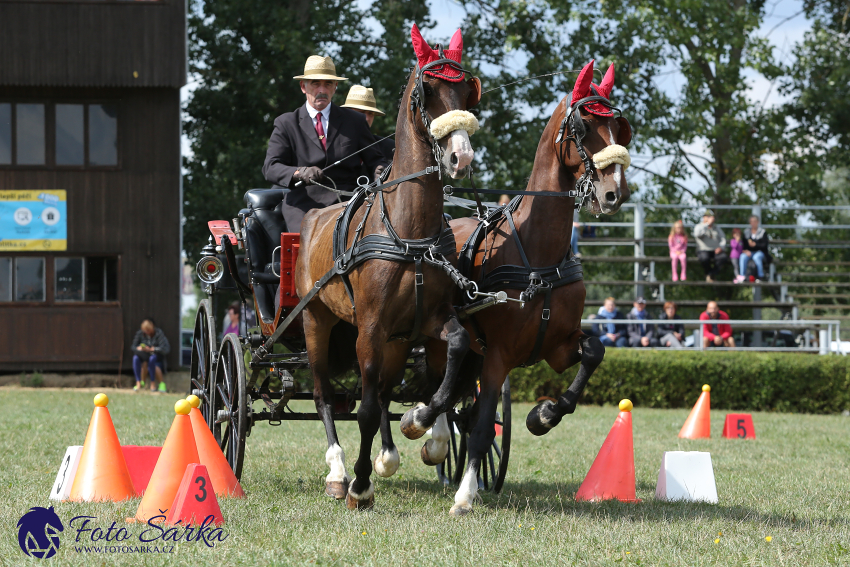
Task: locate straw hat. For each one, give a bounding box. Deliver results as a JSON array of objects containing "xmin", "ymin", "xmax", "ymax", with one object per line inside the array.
[
  {"xmin": 340, "ymin": 85, "xmax": 385, "ymax": 116},
  {"xmin": 293, "ymin": 55, "xmax": 348, "ymax": 81}
]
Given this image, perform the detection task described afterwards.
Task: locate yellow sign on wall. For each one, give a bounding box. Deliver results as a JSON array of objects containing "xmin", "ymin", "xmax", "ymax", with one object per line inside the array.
[{"xmin": 0, "ymin": 190, "xmax": 67, "ymax": 251}]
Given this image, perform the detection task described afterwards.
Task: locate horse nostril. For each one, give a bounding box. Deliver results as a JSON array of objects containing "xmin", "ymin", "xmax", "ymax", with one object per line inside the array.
[
  {"xmin": 450, "ymin": 153, "xmax": 459, "ymax": 167},
  {"xmin": 605, "ymin": 191, "xmax": 617, "ymax": 203}
]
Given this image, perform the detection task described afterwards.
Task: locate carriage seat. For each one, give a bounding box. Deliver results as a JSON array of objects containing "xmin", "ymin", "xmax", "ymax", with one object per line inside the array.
[{"xmin": 242, "ymin": 188, "xmax": 290, "ymax": 323}]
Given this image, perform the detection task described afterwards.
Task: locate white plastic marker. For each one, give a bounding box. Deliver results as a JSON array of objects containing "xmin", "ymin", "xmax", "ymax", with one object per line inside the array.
[
  {"xmin": 49, "ymin": 446, "xmax": 84, "ymax": 501},
  {"xmin": 655, "ymin": 451, "xmax": 718, "ymax": 503}
]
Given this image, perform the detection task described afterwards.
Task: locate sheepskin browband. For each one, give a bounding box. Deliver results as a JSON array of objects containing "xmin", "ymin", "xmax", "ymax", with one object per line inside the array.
[
  {"xmin": 429, "ymin": 110, "xmax": 480, "ymax": 140},
  {"xmin": 592, "ymin": 144, "xmax": 631, "ymax": 171}
]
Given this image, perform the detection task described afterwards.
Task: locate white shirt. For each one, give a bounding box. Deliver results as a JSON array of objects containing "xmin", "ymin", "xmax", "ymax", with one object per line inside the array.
[{"xmin": 305, "ymin": 103, "xmax": 331, "ymax": 138}]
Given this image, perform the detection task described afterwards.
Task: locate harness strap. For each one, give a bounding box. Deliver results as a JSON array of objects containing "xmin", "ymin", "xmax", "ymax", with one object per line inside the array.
[
  {"xmin": 409, "ymin": 256, "xmax": 425, "ymax": 343},
  {"xmin": 523, "ymin": 286, "xmax": 552, "ymax": 367},
  {"xmin": 504, "ymin": 207, "xmax": 532, "ymax": 270}
]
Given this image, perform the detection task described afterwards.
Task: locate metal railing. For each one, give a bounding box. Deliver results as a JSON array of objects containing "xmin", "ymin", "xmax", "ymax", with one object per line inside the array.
[{"xmin": 581, "ymin": 318, "xmax": 844, "ymax": 354}]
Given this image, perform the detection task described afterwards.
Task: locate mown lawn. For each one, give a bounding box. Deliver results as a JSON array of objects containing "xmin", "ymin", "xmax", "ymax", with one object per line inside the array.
[{"xmin": 0, "ymin": 387, "xmax": 848, "ymax": 566}]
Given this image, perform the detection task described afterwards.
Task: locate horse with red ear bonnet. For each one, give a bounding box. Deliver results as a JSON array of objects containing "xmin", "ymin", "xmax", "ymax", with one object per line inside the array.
[
  {"xmin": 408, "ymin": 59, "xmax": 632, "ymax": 515},
  {"xmin": 296, "ymin": 24, "xmax": 484, "ymax": 511}
]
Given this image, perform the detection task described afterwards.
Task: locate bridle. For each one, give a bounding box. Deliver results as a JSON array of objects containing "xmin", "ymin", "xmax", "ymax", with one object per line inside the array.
[
  {"xmin": 555, "ymin": 86, "xmax": 629, "ymax": 211},
  {"xmin": 408, "ymin": 56, "xmax": 475, "ymax": 176}
]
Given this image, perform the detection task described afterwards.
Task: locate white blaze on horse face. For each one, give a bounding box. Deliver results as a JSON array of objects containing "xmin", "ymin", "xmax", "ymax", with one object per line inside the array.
[
  {"xmin": 604, "ymin": 125, "xmax": 625, "ymax": 189},
  {"xmin": 325, "ymin": 443, "xmax": 349, "ymax": 484},
  {"xmin": 423, "ymin": 413, "xmax": 450, "ymax": 464},
  {"xmin": 373, "ymin": 446, "xmax": 400, "ymax": 477},
  {"xmin": 444, "ymin": 129, "xmax": 474, "ymax": 178}
]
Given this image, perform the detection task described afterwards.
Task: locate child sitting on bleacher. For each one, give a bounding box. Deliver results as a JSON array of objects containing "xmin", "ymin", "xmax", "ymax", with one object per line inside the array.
[
  {"xmin": 731, "ymin": 228, "xmax": 745, "ymax": 283},
  {"xmin": 668, "ymin": 220, "xmax": 688, "ymax": 281}
]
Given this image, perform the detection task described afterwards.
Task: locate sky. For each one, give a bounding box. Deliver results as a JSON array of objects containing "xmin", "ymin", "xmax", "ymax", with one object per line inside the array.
[{"xmin": 180, "ymin": 0, "xmax": 814, "ymax": 195}]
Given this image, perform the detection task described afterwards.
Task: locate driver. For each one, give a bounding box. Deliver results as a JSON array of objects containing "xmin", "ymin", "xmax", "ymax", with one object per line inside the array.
[{"xmin": 262, "ymin": 56, "xmax": 389, "ymax": 232}]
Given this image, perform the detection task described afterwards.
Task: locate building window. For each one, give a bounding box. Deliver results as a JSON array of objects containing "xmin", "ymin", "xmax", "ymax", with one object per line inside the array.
[
  {"xmin": 0, "ymin": 102, "xmax": 117, "ymax": 168},
  {"xmin": 0, "ymin": 257, "xmax": 11, "ymax": 301},
  {"xmin": 55, "ymin": 257, "xmax": 84, "ymax": 301},
  {"xmin": 85, "ymin": 257, "xmax": 119, "ymax": 301},
  {"xmin": 16, "ymin": 104, "xmax": 46, "ymax": 165},
  {"xmin": 14, "ymin": 257, "xmax": 45, "ymax": 301},
  {"xmin": 56, "ymin": 105, "xmax": 85, "ymax": 166}
]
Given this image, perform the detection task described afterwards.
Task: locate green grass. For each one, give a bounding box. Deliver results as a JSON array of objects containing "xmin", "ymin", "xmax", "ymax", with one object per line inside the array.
[{"xmin": 1, "ymin": 388, "xmax": 849, "ymax": 566}]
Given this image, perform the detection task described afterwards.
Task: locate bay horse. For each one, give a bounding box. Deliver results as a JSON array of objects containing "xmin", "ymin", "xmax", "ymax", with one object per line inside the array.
[
  {"xmin": 411, "ymin": 60, "xmax": 632, "ymax": 515},
  {"xmin": 296, "ymin": 25, "xmax": 482, "ymax": 509}
]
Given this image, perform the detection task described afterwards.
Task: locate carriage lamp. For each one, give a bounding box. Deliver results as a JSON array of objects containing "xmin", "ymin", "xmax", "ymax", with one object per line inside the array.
[{"xmin": 196, "ymin": 256, "xmax": 224, "ymax": 284}]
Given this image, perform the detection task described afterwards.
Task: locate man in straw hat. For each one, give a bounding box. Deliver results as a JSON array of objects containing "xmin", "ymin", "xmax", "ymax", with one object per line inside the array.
[
  {"xmin": 263, "ymin": 56, "xmax": 389, "ymax": 232},
  {"xmin": 341, "ymin": 85, "xmax": 395, "ymax": 161}
]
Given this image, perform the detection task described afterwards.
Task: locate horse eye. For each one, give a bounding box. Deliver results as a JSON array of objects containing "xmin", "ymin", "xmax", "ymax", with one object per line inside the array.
[
  {"xmin": 581, "ymin": 119, "xmax": 591, "ymax": 130},
  {"xmin": 423, "ymin": 83, "xmax": 434, "ymax": 96}
]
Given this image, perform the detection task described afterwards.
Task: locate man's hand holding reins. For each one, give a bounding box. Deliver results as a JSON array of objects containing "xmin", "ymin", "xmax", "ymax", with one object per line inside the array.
[{"xmin": 295, "ymin": 166, "xmax": 325, "ymax": 185}]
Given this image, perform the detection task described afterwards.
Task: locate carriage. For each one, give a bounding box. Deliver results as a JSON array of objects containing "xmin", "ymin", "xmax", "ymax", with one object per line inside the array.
[{"xmin": 188, "ymin": 186, "xmax": 512, "ymax": 492}]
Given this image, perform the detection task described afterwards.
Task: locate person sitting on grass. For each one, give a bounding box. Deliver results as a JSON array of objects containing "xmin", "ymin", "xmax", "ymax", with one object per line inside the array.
[
  {"xmin": 699, "ymin": 301, "xmax": 735, "ymax": 348},
  {"xmin": 594, "ymin": 297, "xmax": 627, "ymax": 347},
  {"xmin": 658, "ymin": 301, "xmax": 685, "ymax": 348},
  {"xmin": 131, "ymin": 318, "xmax": 170, "ymax": 392},
  {"xmin": 627, "ymin": 297, "xmax": 658, "ymax": 347}
]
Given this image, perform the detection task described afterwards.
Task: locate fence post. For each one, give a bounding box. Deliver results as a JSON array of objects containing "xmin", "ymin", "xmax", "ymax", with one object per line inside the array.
[
  {"xmin": 819, "ymin": 329, "xmax": 828, "ymax": 355},
  {"xmin": 634, "ymin": 203, "xmax": 645, "ymax": 298}
]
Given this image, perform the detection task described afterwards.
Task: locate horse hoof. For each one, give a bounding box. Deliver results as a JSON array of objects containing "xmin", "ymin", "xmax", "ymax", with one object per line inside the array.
[
  {"xmin": 325, "ymin": 480, "xmax": 348, "ymax": 500},
  {"xmin": 400, "ymin": 408, "xmax": 427, "ymax": 440},
  {"xmin": 449, "ymin": 503, "xmax": 473, "ymax": 517},
  {"xmin": 373, "ymin": 447, "xmax": 399, "ymax": 478},
  {"xmin": 526, "ymin": 400, "xmax": 562, "ymax": 436},
  {"xmin": 346, "ymin": 481, "xmax": 375, "ymax": 510},
  {"xmin": 420, "ymin": 440, "xmax": 447, "ymax": 466}
]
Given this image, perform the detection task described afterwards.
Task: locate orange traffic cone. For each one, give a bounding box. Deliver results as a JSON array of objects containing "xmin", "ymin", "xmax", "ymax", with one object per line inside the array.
[
  {"xmin": 186, "ymin": 395, "xmax": 245, "ymax": 497},
  {"xmin": 679, "ymin": 384, "xmax": 711, "ymax": 439},
  {"xmin": 129, "ymin": 400, "xmax": 200, "ymax": 523},
  {"xmin": 67, "ymin": 394, "xmax": 136, "ymax": 502},
  {"xmin": 575, "ymin": 399, "xmax": 639, "ymax": 503}
]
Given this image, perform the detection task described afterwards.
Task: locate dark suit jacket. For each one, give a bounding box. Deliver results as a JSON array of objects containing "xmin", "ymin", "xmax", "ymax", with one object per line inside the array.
[{"xmin": 262, "ymin": 103, "xmax": 389, "ymax": 230}]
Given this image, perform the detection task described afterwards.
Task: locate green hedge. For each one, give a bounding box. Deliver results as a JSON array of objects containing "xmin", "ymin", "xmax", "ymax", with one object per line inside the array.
[{"xmin": 509, "ymin": 350, "xmax": 850, "ymax": 414}]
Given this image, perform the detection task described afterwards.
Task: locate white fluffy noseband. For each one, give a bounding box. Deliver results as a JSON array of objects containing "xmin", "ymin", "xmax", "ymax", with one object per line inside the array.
[
  {"xmin": 429, "ymin": 110, "xmax": 480, "ymax": 140},
  {"xmin": 593, "ymin": 144, "xmax": 631, "ymax": 171}
]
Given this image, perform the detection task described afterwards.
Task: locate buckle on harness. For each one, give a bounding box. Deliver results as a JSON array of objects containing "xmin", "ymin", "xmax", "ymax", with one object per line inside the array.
[
  {"xmin": 542, "ymin": 308, "xmax": 550, "ymax": 321},
  {"xmin": 415, "ymin": 273, "xmax": 424, "ymax": 286}
]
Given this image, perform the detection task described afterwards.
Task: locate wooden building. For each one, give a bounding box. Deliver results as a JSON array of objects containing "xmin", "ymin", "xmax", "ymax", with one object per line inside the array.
[{"xmin": 0, "ymin": 0, "xmax": 186, "ymax": 371}]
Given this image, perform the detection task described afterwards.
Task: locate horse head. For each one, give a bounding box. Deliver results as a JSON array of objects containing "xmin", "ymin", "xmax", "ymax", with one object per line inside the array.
[
  {"xmin": 556, "ymin": 60, "xmax": 631, "ymax": 214},
  {"xmin": 406, "ymin": 24, "xmax": 481, "ymax": 179}
]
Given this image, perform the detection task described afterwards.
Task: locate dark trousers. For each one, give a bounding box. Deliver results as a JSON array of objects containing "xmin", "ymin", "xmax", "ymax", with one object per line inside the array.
[
  {"xmin": 697, "ymin": 250, "xmax": 729, "ymax": 278},
  {"xmin": 133, "ymin": 353, "xmax": 164, "ymax": 382}
]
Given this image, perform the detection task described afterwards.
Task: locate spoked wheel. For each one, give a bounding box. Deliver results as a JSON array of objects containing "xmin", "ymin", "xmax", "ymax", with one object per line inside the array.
[
  {"xmin": 437, "ymin": 376, "xmax": 512, "ymax": 493},
  {"xmin": 210, "ymin": 333, "xmax": 248, "ymax": 480},
  {"xmin": 189, "ymin": 299, "xmax": 217, "ymax": 429}
]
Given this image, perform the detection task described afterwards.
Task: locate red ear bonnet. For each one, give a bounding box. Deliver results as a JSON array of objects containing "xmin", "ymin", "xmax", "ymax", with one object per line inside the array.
[
  {"xmin": 572, "ymin": 60, "xmax": 615, "ymax": 116},
  {"xmin": 411, "ymin": 24, "xmax": 465, "ymax": 82}
]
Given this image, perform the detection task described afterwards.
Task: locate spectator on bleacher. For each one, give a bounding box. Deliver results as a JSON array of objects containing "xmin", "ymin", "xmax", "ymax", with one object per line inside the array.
[
  {"xmin": 694, "ymin": 210, "xmax": 729, "ymax": 283},
  {"xmin": 627, "ymin": 297, "xmax": 658, "ymax": 347},
  {"xmin": 658, "ymin": 301, "xmax": 685, "ymax": 348},
  {"xmin": 700, "ymin": 301, "xmax": 736, "ymax": 348},
  {"xmin": 730, "ymin": 228, "xmax": 745, "ymax": 282},
  {"xmin": 668, "ymin": 220, "xmax": 688, "ymax": 282},
  {"xmin": 740, "ymin": 215, "xmax": 770, "ymax": 283},
  {"xmin": 594, "ymin": 297, "xmax": 627, "ymax": 347}
]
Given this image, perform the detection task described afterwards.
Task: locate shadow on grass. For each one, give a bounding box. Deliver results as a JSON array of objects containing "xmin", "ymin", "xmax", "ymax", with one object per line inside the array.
[{"xmin": 384, "ymin": 476, "xmax": 847, "ymax": 529}]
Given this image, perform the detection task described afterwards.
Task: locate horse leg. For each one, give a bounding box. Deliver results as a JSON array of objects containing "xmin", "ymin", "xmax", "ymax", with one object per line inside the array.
[
  {"xmin": 373, "ymin": 386, "xmax": 400, "ymax": 478},
  {"xmin": 346, "ymin": 335, "xmax": 406, "ymax": 509},
  {"xmin": 421, "ymin": 413, "xmax": 450, "ymax": 466},
  {"xmin": 450, "ymin": 354, "xmax": 505, "ymax": 516},
  {"xmin": 303, "ymin": 305, "xmax": 349, "ymax": 499},
  {"xmin": 526, "ymin": 333, "xmax": 604, "ymax": 436},
  {"xmin": 400, "ymin": 313, "xmax": 469, "ymax": 439}
]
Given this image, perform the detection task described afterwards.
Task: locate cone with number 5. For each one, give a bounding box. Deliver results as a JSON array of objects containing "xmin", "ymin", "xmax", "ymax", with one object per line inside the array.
[{"xmin": 129, "ymin": 400, "xmax": 200, "ymax": 523}]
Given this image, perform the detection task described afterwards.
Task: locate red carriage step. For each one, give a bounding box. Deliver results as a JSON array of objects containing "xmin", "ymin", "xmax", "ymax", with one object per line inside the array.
[
  {"xmin": 280, "ymin": 233, "xmax": 300, "ymax": 308},
  {"xmin": 208, "ymin": 220, "xmax": 238, "ymax": 245}
]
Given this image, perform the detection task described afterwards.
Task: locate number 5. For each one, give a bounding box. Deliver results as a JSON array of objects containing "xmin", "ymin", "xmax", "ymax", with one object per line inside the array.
[{"xmin": 736, "ymin": 418, "xmax": 747, "ymax": 438}]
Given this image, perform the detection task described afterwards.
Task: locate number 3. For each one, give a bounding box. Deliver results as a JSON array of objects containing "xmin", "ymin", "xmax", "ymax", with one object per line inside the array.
[
  {"xmin": 195, "ymin": 476, "xmax": 207, "ymax": 502},
  {"xmin": 736, "ymin": 418, "xmax": 747, "ymax": 438}
]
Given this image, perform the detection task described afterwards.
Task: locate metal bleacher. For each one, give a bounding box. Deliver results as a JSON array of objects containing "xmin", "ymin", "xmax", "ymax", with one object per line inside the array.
[{"xmin": 575, "ymin": 203, "xmax": 849, "ymax": 353}]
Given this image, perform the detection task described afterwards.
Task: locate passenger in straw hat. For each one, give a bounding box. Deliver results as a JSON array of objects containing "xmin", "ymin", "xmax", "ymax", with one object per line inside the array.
[
  {"xmin": 263, "ymin": 56, "xmax": 389, "ymax": 232},
  {"xmin": 341, "ymin": 85, "xmax": 395, "ymax": 161}
]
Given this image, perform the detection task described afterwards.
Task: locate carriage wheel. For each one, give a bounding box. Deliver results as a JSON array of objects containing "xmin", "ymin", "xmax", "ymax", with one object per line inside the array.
[
  {"xmin": 190, "ymin": 299, "xmax": 217, "ymax": 429},
  {"xmin": 438, "ymin": 376, "xmax": 512, "ymax": 493},
  {"xmin": 210, "ymin": 333, "xmax": 248, "ymax": 480}
]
